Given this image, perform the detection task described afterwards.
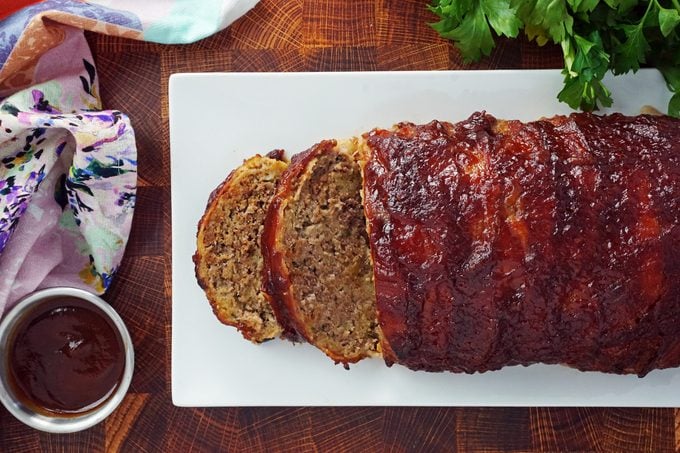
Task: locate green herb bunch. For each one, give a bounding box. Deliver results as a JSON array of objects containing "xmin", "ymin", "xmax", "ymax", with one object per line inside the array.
[{"xmin": 429, "ymin": 0, "xmax": 680, "ymax": 116}]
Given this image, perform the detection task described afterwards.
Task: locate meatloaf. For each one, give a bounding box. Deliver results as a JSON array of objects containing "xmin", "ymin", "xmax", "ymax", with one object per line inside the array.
[
  {"xmin": 360, "ymin": 112, "xmax": 680, "ymax": 376},
  {"xmin": 262, "ymin": 139, "xmax": 380, "ymax": 364},
  {"xmin": 194, "ymin": 150, "xmax": 288, "ymax": 343}
]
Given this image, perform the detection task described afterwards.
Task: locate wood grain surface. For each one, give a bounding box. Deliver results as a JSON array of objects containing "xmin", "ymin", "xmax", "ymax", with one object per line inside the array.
[{"xmin": 1, "ymin": 0, "xmax": 679, "ymax": 451}]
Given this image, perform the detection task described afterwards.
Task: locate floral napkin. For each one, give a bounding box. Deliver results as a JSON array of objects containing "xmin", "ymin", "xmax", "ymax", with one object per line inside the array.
[{"xmin": 0, "ymin": 0, "xmax": 259, "ymax": 315}]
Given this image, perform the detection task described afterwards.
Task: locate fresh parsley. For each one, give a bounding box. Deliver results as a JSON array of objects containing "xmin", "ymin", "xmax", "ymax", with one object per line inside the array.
[{"xmin": 429, "ymin": 0, "xmax": 680, "ymax": 116}]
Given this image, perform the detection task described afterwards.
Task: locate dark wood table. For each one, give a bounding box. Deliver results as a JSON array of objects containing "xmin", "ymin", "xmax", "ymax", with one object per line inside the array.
[{"xmin": 1, "ymin": 1, "xmax": 679, "ymax": 451}]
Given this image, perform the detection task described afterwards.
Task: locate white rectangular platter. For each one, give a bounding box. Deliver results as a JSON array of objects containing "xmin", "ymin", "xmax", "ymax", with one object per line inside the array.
[{"xmin": 169, "ymin": 69, "xmax": 679, "ymax": 407}]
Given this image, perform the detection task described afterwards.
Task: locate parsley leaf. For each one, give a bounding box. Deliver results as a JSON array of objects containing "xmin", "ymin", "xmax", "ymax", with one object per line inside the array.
[
  {"xmin": 481, "ymin": 0, "xmax": 522, "ymax": 37},
  {"xmin": 436, "ymin": 5, "xmax": 496, "ymax": 61},
  {"xmin": 526, "ymin": 0, "xmax": 574, "ymax": 43},
  {"xmin": 612, "ymin": 23, "xmax": 650, "ymax": 74},
  {"xmin": 659, "ymin": 7, "xmax": 680, "ymax": 36},
  {"xmin": 604, "ymin": 0, "xmax": 638, "ymax": 13},
  {"xmin": 669, "ymin": 93, "xmax": 680, "ymax": 116},
  {"xmin": 559, "ymin": 32, "xmax": 613, "ymax": 110},
  {"xmin": 429, "ymin": 0, "xmax": 474, "ymax": 22},
  {"xmin": 430, "ymin": 0, "xmax": 521, "ymax": 62},
  {"xmin": 568, "ymin": 0, "xmax": 600, "ymax": 14}
]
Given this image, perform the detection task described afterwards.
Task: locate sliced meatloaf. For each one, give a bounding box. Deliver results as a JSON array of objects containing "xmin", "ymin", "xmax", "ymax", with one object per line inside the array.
[
  {"xmin": 262, "ymin": 140, "xmax": 380, "ymax": 364},
  {"xmin": 194, "ymin": 150, "xmax": 288, "ymax": 343}
]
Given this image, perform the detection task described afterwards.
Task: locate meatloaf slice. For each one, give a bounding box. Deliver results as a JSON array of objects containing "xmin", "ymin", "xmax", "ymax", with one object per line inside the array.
[
  {"xmin": 194, "ymin": 150, "xmax": 288, "ymax": 343},
  {"xmin": 262, "ymin": 140, "xmax": 380, "ymax": 364}
]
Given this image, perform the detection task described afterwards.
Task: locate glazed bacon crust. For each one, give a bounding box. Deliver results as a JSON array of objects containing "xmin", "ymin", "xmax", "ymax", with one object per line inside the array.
[{"xmin": 362, "ymin": 112, "xmax": 680, "ymax": 376}]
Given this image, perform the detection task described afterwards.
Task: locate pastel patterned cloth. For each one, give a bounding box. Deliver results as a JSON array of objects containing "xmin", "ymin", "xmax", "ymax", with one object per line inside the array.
[{"xmin": 0, "ymin": 0, "xmax": 259, "ymax": 315}]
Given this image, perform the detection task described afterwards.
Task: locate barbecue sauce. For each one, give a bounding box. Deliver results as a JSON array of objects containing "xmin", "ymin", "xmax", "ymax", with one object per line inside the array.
[{"xmin": 7, "ymin": 297, "xmax": 125, "ymax": 415}]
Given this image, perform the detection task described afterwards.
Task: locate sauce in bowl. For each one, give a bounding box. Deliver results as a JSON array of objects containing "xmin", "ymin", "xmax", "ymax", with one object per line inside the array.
[{"xmin": 7, "ymin": 296, "xmax": 125, "ymax": 415}]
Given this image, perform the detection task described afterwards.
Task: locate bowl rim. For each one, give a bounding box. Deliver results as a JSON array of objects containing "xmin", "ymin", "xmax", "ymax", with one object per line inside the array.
[{"xmin": 0, "ymin": 287, "xmax": 134, "ymax": 433}]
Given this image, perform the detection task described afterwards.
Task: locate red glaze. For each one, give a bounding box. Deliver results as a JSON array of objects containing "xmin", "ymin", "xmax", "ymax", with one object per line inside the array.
[{"xmin": 362, "ymin": 112, "xmax": 680, "ymax": 376}]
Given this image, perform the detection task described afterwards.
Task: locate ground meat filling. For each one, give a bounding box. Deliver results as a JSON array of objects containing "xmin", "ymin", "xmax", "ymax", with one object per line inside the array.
[
  {"xmin": 199, "ymin": 160, "xmax": 284, "ymax": 342},
  {"xmin": 284, "ymin": 151, "xmax": 379, "ymax": 361}
]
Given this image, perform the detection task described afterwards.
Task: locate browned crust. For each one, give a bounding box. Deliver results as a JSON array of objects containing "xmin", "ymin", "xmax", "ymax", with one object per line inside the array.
[
  {"xmin": 361, "ymin": 112, "xmax": 680, "ymax": 376},
  {"xmin": 261, "ymin": 141, "xmax": 338, "ymax": 343},
  {"xmin": 193, "ymin": 151, "xmax": 286, "ymax": 342}
]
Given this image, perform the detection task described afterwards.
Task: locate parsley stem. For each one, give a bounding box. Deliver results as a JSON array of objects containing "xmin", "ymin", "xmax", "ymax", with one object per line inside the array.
[{"xmin": 640, "ymin": 0, "xmax": 655, "ymax": 29}]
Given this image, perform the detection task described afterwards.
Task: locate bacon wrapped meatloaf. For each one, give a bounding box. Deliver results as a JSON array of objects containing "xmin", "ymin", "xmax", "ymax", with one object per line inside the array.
[
  {"xmin": 196, "ymin": 111, "xmax": 680, "ymax": 376},
  {"xmin": 361, "ymin": 112, "xmax": 680, "ymax": 376}
]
